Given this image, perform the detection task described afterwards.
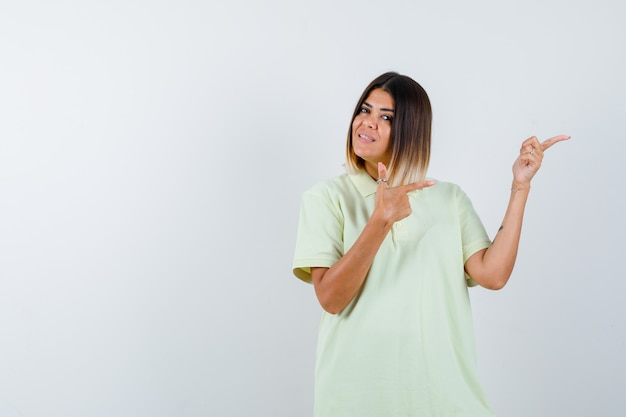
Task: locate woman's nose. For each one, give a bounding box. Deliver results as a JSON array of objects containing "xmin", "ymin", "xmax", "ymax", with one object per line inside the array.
[{"xmin": 363, "ymin": 114, "xmax": 376, "ymax": 128}]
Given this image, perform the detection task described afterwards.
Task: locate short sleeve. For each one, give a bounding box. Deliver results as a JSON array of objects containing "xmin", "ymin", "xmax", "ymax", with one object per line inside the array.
[
  {"xmin": 292, "ymin": 186, "xmax": 345, "ymax": 284},
  {"xmin": 456, "ymin": 187, "xmax": 492, "ymax": 287}
]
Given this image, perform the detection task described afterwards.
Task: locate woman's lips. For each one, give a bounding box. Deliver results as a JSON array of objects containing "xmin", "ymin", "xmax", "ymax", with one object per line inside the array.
[{"xmin": 357, "ymin": 133, "xmax": 375, "ymax": 143}]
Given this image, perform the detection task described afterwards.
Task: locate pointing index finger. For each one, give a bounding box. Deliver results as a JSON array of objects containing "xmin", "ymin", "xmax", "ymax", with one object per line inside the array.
[
  {"xmin": 403, "ymin": 180, "xmax": 436, "ymax": 192},
  {"xmin": 541, "ymin": 135, "xmax": 571, "ymax": 151}
]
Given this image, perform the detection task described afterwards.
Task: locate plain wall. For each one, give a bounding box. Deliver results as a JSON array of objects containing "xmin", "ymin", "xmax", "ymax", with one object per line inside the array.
[{"xmin": 1, "ymin": 0, "xmax": 624, "ymax": 416}]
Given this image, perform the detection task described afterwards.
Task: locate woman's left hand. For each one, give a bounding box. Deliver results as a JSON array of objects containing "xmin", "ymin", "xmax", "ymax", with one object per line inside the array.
[{"xmin": 512, "ymin": 135, "xmax": 570, "ymax": 188}]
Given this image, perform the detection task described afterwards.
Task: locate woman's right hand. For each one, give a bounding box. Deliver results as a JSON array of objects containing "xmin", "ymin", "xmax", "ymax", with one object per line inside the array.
[
  {"xmin": 313, "ymin": 163, "xmax": 435, "ymax": 315},
  {"xmin": 374, "ymin": 162, "xmax": 435, "ymax": 224}
]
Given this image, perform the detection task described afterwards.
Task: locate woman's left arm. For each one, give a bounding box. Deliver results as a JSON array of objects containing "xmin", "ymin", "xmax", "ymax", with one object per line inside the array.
[{"xmin": 464, "ymin": 135, "xmax": 570, "ymax": 290}]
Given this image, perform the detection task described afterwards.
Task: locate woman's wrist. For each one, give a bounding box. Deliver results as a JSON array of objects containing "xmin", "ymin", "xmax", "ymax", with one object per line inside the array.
[
  {"xmin": 370, "ymin": 208, "xmax": 396, "ymax": 232},
  {"xmin": 511, "ymin": 180, "xmax": 531, "ymax": 193}
]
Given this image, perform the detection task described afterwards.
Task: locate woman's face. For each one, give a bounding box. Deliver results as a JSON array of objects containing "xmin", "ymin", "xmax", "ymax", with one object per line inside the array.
[{"xmin": 351, "ymin": 88, "xmax": 394, "ymax": 177}]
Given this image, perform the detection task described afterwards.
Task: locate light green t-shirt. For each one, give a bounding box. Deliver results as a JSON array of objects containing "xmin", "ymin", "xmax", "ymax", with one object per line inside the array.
[{"xmin": 293, "ymin": 170, "xmax": 494, "ymax": 417}]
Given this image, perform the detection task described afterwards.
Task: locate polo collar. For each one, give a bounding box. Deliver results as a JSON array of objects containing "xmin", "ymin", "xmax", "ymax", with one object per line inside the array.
[{"xmin": 349, "ymin": 169, "xmax": 378, "ymax": 197}]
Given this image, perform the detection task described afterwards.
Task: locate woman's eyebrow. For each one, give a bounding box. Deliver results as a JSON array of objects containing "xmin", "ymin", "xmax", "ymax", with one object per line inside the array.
[{"xmin": 363, "ymin": 101, "xmax": 394, "ymax": 113}]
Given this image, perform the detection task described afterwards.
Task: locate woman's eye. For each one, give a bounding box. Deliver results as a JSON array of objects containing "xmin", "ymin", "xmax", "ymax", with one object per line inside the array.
[
  {"xmin": 382, "ymin": 115, "xmax": 393, "ymax": 122},
  {"xmin": 359, "ymin": 107, "xmax": 369, "ymax": 114}
]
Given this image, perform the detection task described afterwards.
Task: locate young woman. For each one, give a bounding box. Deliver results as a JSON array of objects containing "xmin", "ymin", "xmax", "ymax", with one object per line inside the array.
[{"xmin": 293, "ymin": 71, "xmax": 569, "ymax": 416}]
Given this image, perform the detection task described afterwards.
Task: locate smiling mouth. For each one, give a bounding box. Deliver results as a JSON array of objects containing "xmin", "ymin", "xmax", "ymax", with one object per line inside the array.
[{"xmin": 358, "ymin": 133, "xmax": 374, "ymax": 142}]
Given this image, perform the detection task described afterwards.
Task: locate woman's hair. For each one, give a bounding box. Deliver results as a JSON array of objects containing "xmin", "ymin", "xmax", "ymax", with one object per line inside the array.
[{"xmin": 346, "ymin": 72, "xmax": 432, "ymax": 186}]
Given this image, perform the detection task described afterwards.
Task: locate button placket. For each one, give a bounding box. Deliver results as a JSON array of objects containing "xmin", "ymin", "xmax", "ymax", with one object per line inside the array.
[{"xmin": 392, "ymin": 220, "xmax": 409, "ymax": 241}]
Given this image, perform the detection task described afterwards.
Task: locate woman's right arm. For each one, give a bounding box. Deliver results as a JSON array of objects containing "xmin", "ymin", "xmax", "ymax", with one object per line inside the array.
[{"xmin": 312, "ymin": 163, "xmax": 434, "ymax": 314}]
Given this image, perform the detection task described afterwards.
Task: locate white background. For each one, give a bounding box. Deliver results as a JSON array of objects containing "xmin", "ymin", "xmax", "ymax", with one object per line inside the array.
[{"xmin": 1, "ymin": 1, "xmax": 624, "ymax": 416}]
